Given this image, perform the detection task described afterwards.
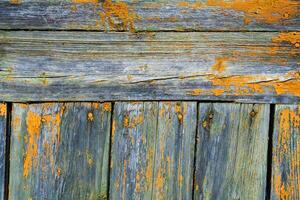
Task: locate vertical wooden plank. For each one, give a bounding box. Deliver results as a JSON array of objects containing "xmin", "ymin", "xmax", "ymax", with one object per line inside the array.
[
  {"xmin": 271, "ymin": 105, "xmax": 300, "ymax": 200},
  {"xmin": 152, "ymin": 102, "xmax": 197, "ymax": 200},
  {"xmin": 110, "ymin": 102, "xmax": 158, "ymax": 200},
  {"xmin": 9, "ymin": 102, "xmax": 111, "ymax": 200},
  {"xmin": 110, "ymin": 101, "xmax": 197, "ymax": 200},
  {"xmin": 0, "ymin": 103, "xmax": 6, "ymax": 200},
  {"xmin": 194, "ymin": 103, "xmax": 270, "ymax": 200}
]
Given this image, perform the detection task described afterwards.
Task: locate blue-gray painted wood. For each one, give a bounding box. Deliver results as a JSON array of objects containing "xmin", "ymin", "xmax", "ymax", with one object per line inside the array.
[
  {"xmin": 110, "ymin": 101, "xmax": 197, "ymax": 200},
  {"xmin": 9, "ymin": 102, "xmax": 111, "ymax": 200},
  {"xmin": 0, "ymin": 31, "xmax": 299, "ymax": 103},
  {"xmin": 194, "ymin": 103, "xmax": 270, "ymax": 200},
  {"xmin": 0, "ymin": 0, "xmax": 299, "ymax": 31}
]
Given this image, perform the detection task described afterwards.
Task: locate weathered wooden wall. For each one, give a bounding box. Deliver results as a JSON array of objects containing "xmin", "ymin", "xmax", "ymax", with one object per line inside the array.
[
  {"xmin": 0, "ymin": 0, "xmax": 299, "ymax": 199},
  {"xmin": 0, "ymin": 102, "xmax": 296, "ymax": 199}
]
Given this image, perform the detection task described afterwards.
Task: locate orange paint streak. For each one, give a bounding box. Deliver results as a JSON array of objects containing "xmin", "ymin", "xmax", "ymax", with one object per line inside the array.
[
  {"xmin": 272, "ymin": 32, "xmax": 300, "ymax": 47},
  {"xmin": 212, "ymin": 58, "xmax": 227, "ymax": 72},
  {"xmin": 188, "ymin": 72, "xmax": 300, "ymax": 97},
  {"xmin": 99, "ymin": 0, "xmax": 139, "ymax": 32},
  {"xmin": 274, "ymin": 107, "xmax": 300, "ymax": 200},
  {"xmin": 0, "ymin": 104, "xmax": 6, "ymax": 116},
  {"xmin": 207, "ymin": 0, "xmax": 300, "ymax": 24},
  {"xmin": 23, "ymin": 111, "xmax": 41, "ymax": 177}
]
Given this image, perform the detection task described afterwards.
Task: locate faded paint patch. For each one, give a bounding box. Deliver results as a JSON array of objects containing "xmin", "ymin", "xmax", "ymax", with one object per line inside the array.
[
  {"xmin": 0, "ymin": 104, "xmax": 6, "ymax": 116},
  {"xmin": 207, "ymin": 0, "xmax": 300, "ymax": 24}
]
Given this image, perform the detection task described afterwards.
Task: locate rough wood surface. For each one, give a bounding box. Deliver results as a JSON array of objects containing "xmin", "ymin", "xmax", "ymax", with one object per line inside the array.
[
  {"xmin": 0, "ymin": 0, "xmax": 299, "ymax": 31},
  {"xmin": 110, "ymin": 101, "xmax": 197, "ymax": 200},
  {"xmin": 0, "ymin": 103, "xmax": 6, "ymax": 200},
  {"xmin": 1, "ymin": 31, "xmax": 299, "ymax": 103},
  {"xmin": 194, "ymin": 103, "xmax": 270, "ymax": 200},
  {"xmin": 271, "ymin": 104, "xmax": 300, "ymax": 200},
  {"xmin": 9, "ymin": 102, "xmax": 111, "ymax": 200}
]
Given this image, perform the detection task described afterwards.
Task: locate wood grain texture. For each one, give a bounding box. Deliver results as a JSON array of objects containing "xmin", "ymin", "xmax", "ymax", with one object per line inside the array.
[
  {"xmin": 110, "ymin": 101, "xmax": 197, "ymax": 200},
  {"xmin": 9, "ymin": 102, "xmax": 111, "ymax": 200},
  {"xmin": 194, "ymin": 103, "xmax": 270, "ymax": 200},
  {"xmin": 271, "ymin": 104, "xmax": 300, "ymax": 200},
  {"xmin": 1, "ymin": 31, "xmax": 299, "ymax": 103},
  {"xmin": 0, "ymin": 103, "xmax": 6, "ymax": 200},
  {"xmin": 0, "ymin": 0, "xmax": 299, "ymax": 31}
]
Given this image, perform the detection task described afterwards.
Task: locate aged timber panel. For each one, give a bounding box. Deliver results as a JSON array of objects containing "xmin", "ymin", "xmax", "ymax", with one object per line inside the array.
[
  {"xmin": 271, "ymin": 105, "xmax": 300, "ymax": 200},
  {"xmin": 194, "ymin": 103, "xmax": 270, "ymax": 200},
  {"xmin": 9, "ymin": 102, "xmax": 111, "ymax": 200},
  {"xmin": 0, "ymin": 0, "xmax": 299, "ymax": 31},
  {"xmin": 0, "ymin": 103, "xmax": 6, "ymax": 200},
  {"xmin": 110, "ymin": 101, "xmax": 197, "ymax": 199},
  {"xmin": 0, "ymin": 31, "xmax": 299, "ymax": 103}
]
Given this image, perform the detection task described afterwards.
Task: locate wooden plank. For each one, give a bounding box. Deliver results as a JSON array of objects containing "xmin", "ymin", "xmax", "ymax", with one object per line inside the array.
[
  {"xmin": 0, "ymin": 31, "xmax": 299, "ymax": 103},
  {"xmin": 110, "ymin": 101, "xmax": 197, "ymax": 199},
  {"xmin": 0, "ymin": 103, "xmax": 6, "ymax": 200},
  {"xmin": 9, "ymin": 102, "xmax": 111, "ymax": 200},
  {"xmin": 271, "ymin": 104, "xmax": 300, "ymax": 200},
  {"xmin": 0, "ymin": 0, "xmax": 299, "ymax": 31},
  {"xmin": 194, "ymin": 103, "xmax": 270, "ymax": 199}
]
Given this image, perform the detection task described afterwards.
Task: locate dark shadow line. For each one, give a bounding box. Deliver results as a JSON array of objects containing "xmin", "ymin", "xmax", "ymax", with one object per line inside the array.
[{"xmin": 4, "ymin": 103, "xmax": 12, "ymax": 200}]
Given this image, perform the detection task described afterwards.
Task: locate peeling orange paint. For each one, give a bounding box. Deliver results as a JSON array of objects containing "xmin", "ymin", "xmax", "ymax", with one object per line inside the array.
[
  {"xmin": 156, "ymin": 168, "xmax": 164, "ymax": 191},
  {"xmin": 188, "ymin": 71, "xmax": 300, "ymax": 97},
  {"xmin": 99, "ymin": 0, "xmax": 139, "ymax": 32},
  {"xmin": 88, "ymin": 112, "xmax": 94, "ymax": 121},
  {"xmin": 274, "ymin": 107, "xmax": 300, "ymax": 200},
  {"xmin": 23, "ymin": 111, "xmax": 41, "ymax": 177},
  {"xmin": 111, "ymin": 119, "xmax": 116, "ymax": 142},
  {"xmin": 207, "ymin": 0, "xmax": 300, "ymax": 24},
  {"xmin": 212, "ymin": 58, "xmax": 227, "ymax": 72},
  {"xmin": 189, "ymin": 89, "xmax": 203, "ymax": 96},
  {"xmin": 10, "ymin": 0, "xmax": 21, "ymax": 4},
  {"xmin": 103, "ymin": 102, "xmax": 111, "ymax": 112},
  {"xmin": 0, "ymin": 104, "xmax": 6, "ymax": 116},
  {"xmin": 123, "ymin": 114, "xmax": 143, "ymax": 128},
  {"xmin": 272, "ymin": 32, "xmax": 300, "ymax": 47}
]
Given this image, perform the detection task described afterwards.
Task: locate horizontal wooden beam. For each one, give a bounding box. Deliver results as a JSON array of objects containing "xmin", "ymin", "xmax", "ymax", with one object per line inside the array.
[
  {"xmin": 0, "ymin": 0, "xmax": 299, "ymax": 31},
  {"xmin": 0, "ymin": 31, "xmax": 299, "ymax": 103}
]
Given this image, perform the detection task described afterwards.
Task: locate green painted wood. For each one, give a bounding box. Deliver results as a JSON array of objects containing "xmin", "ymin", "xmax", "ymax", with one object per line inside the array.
[
  {"xmin": 271, "ymin": 104, "xmax": 300, "ymax": 200},
  {"xmin": 110, "ymin": 101, "xmax": 197, "ymax": 200},
  {"xmin": 0, "ymin": 103, "xmax": 6, "ymax": 200},
  {"xmin": 9, "ymin": 102, "xmax": 111, "ymax": 200},
  {"xmin": 0, "ymin": 31, "xmax": 299, "ymax": 103},
  {"xmin": 194, "ymin": 103, "xmax": 270, "ymax": 200},
  {"xmin": 0, "ymin": 0, "xmax": 299, "ymax": 31}
]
